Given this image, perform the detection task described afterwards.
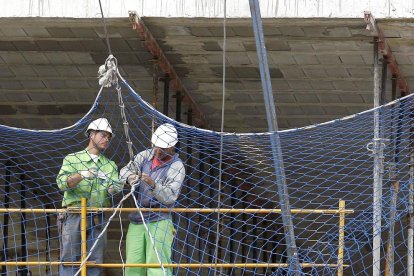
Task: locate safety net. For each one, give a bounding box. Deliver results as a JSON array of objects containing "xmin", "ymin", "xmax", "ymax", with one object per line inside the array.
[{"xmin": 0, "ymin": 67, "xmax": 414, "ymax": 275}]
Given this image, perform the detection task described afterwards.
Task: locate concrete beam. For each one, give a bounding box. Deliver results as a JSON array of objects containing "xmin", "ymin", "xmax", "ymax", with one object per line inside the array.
[{"xmin": 128, "ymin": 11, "xmax": 208, "ymax": 128}]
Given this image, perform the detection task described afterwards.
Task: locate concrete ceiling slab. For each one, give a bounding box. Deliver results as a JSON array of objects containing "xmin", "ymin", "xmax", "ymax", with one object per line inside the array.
[{"xmin": 0, "ymin": 17, "xmax": 411, "ymax": 133}]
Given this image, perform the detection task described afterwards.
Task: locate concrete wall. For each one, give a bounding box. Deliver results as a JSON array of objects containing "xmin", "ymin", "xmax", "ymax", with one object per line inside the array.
[{"xmin": 0, "ymin": 0, "xmax": 412, "ymax": 18}]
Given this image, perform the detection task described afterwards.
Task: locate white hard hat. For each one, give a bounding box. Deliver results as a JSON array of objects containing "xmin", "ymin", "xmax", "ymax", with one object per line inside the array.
[
  {"xmin": 85, "ymin": 118, "xmax": 114, "ymax": 137},
  {"xmin": 151, "ymin": 123, "xmax": 178, "ymax": 148}
]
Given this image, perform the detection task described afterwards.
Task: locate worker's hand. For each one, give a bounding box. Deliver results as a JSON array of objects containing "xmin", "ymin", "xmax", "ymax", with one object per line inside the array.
[
  {"xmin": 79, "ymin": 168, "xmax": 99, "ymax": 180},
  {"xmin": 127, "ymin": 174, "xmax": 141, "ymax": 186},
  {"xmin": 141, "ymin": 173, "xmax": 155, "ymax": 189}
]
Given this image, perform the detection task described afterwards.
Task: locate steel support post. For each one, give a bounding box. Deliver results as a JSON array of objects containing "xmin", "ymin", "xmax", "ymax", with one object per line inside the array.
[
  {"xmin": 1, "ymin": 161, "xmax": 11, "ymax": 276},
  {"xmin": 372, "ymin": 38, "xmax": 385, "ymax": 276},
  {"xmin": 163, "ymin": 75, "xmax": 170, "ymax": 116},
  {"xmin": 185, "ymin": 108, "xmax": 193, "ymax": 264},
  {"xmin": 175, "ymin": 90, "xmax": 182, "ymax": 151},
  {"xmin": 408, "ymin": 106, "xmax": 414, "ymax": 276},
  {"xmin": 19, "ymin": 174, "xmax": 28, "ymax": 276},
  {"xmin": 385, "ymin": 75, "xmax": 402, "ymax": 276},
  {"xmin": 248, "ymin": 0, "xmax": 300, "ymax": 274}
]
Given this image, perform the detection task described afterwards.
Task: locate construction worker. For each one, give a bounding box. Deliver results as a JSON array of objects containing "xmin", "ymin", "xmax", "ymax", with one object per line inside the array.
[
  {"xmin": 56, "ymin": 118, "xmax": 122, "ymax": 276},
  {"xmin": 120, "ymin": 123, "xmax": 185, "ymax": 276}
]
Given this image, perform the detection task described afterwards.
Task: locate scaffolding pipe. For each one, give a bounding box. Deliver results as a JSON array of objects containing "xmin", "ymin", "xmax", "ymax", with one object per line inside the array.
[
  {"xmin": 175, "ymin": 90, "xmax": 182, "ymax": 150},
  {"xmin": 45, "ymin": 203, "xmax": 52, "ymax": 275},
  {"xmin": 0, "ymin": 208, "xmax": 353, "ymax": 214},
  {"xmin": 385, "ymin": 76, "xmax": 401, "ymax": 276},
  {"xmin": 249, "ymin": 0, "xmax": 300, "ymax": 274},
  {"xmin": 185, "ymin": 107, "xmax": 193, "ymax": 265},
  {"xmin": 19, "ymin": 174, "xmax": 28, "ymax": 276},
  {"xmin": 162, "ymin": 75, "xmax": 170, "ymax": 116},
  {"xmin": 0, "ymin": 261, "xmax": 347, "ymax": 268},
  {"xmin": 408, "ymin": 108, "xmax": 414, "ymax": 276},
  {"xmin": 1, "ymin": 161, "xmax": 11, "ymax": 276},
  {"xmin": 207, "ymin": 151, "xmax": 215, "ymax": 266},
  {"xmin": 372, "ymin": 37, "xmax": 385, "ymax": 276},
  {"xmin": 337, "ymin": 200, "xmax": 346, "ymax": 276},
  {"xmin": 80, "ymin": 198, "xmax": 87, "ymax": 276},
  {"xmin": 197, "ymin": 151, "xmax": 205, "ymax": 265}
]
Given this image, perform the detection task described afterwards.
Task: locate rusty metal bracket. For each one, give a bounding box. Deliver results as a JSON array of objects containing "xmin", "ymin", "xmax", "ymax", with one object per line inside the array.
[
  {"xmin": 128, "ymin": 11, "xmax": 208, "ymax": 127},
  {"xmin": 364, "ymin": 11, "xmax": 410, "ymax": 96}
]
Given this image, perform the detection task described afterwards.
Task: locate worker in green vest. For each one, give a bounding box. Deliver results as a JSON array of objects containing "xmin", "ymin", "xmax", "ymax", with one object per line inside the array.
[{"xmin": 56, "ymin": 118, "xmax": 122, "ymax": 276}]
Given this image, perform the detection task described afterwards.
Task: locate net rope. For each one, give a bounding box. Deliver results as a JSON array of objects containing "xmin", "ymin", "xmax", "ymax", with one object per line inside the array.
[{"xmin": 1, "ymin": 64, "xmax": 414, "ymax": 275}]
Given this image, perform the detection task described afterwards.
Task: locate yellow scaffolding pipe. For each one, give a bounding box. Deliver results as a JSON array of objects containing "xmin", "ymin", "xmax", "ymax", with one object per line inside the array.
[
  {"xmin": 0, "ymin": 261, "xmax": 349, "ymax": 268},
  {"xmin": 338, "ymin": 200, "xmax": 346, "ymax": 276},
  {"xmin": 80, "ymin": 198, "xmax": 87, "ymax": 276},
  {"xmin": 0, "ymin": 199, "xmax": 352, "ymax": 273},
  {"xmin": 0, "ymin": 207, "xmax": 354, "ymax": 214}
]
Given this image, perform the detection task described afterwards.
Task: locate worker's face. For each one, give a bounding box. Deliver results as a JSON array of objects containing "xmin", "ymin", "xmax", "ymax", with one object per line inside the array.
[
  {"xmin": 90, "ymin": 131, "xmax": 112, "ymax": 151},
  {"xmin": 154, "ymin": 146, "xmax": 174, "ymax": 160}
]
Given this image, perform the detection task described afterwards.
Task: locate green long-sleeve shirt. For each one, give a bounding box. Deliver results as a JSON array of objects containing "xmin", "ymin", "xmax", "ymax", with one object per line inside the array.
[{"xmin": 56, "ymin": 149, "xmax": 122, "ymax": 207}]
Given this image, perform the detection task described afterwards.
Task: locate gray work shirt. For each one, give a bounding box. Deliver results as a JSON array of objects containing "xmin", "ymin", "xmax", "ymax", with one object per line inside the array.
[{"xmin": 120, "ymin": 148, "xmax": 185, "ymax": 224}]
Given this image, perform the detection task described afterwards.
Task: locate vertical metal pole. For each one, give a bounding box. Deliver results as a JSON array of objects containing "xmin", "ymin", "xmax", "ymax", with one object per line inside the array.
[
  {"xmin": 408, "ymin": 107, "xmax": 414, "ymax": 276},
  {"xmin": 385, "ymin": 75, "xmax": 400, "ymax": 276},
  {"xmin": 20, "ymin": 174, "xmax": 28, "ymax": 276},
  {"xmin": 81, "ymin": 198, "xmax": 87, "ymax": 276},
  {"xmin": 45, "ymin": 204, "xmax": 52, "ymax": 275},
  {"xmin": 252, "ymin": 215, "xmax": 258, "ymax": 275},
  {"xmin": 1, "ymin": 161, "xmax": 11, "ymax": 276},
  {"xmin": 185, "ymin": 108, "xmax": 193, "ymax": 264},
  {"xmin": 228, "ymin": 178, "xmax": 236, "ymax": 275},
  {"xmin": 338, "ymin": 200, "xmax": 345, "ymax": 276},
  {"xmin": 171, "ymin": 90, "xmax": 182, "ymax": 274},
  {"xmin": 372, "ymin": 37, "xmax": 384, "ymax": 276},
  {"xmin": 152, "ymin": 60, "xmax": 159, "ymax": 132},
  {"xmin": 206, "ymin": 151, "xmax": 215, "ymax": 274},
  {"xmin": 175, "ymin": 91, "xmax": 182, "ymax": 149},
  {"xmin": 262, "ymin": 223, "xmax": 268, "ymax": 275},
  {"xmin": 175, "ymin": 91, "xmax": 182, "ymax": 122},
  {"xmin": 381, "ymin": 58, "xmax": 388, "ymax": 106},
  {"xmin": 248, "ymin": 0, "xmax": 300, "ymax": 273},
  {"xmin": 163, "ymin": 75, "xmax": 170, "ymax": 116},
  {"xmin": 152, "ymin": 60, "xmax": 159, "ymax": 110},
  {"xmin": 197, "ymin": 150, "xmax": 204, "ymax": 263}
]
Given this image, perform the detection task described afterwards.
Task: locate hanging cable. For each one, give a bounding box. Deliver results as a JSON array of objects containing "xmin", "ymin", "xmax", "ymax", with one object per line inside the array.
[
  {"xmin": 98, "ymin": 0, "xmax": 112, "ymax": 55},
  {"xmin": 86, "ymin": 3, "xmax": 166, "ymax": 275},
  {"xmin": 74, "ymin": 185, "xmax": 137, "ymax": 276},
  {"xmin": 213, "ymin": 0, "xmax": 227, "ymax": 275}
]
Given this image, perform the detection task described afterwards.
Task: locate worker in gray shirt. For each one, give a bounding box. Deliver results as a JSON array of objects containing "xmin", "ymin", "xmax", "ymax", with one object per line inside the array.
[{"xmin": 120, "ymin": 123, "xmax": 185, "ymax": 276}]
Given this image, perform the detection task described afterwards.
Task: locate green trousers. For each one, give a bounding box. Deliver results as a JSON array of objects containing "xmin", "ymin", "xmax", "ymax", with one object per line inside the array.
[{"xmin": 126, "ymin": 219, "xmax": 174, "ymax": 276}]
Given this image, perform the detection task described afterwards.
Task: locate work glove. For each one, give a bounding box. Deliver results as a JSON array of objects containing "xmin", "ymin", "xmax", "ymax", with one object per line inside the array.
[
  {"xmin": 96, "ymin": 170, "xmax": 110, "ymax": 181},
  {"xmin": 79, "ymin": 168, "xmax": 99, "ymax": 180},
  {"xmin": 127, "ymin": 174, "xmax": 141, "ymax": 186}
]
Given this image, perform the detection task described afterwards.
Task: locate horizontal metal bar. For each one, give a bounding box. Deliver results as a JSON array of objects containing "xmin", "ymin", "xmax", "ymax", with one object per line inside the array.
[
  {"xmin": 0, "ymin": 261, "xmax": 348, "ymax": 268},
  {"xmin": 0, "ymin": 207, "xmax": 354, "ymax": 214}
]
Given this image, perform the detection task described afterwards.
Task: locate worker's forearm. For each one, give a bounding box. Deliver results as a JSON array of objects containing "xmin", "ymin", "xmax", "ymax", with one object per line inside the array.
[{"xmin": 66, "ymin": 173, "xmax": 83, "ymax": 188}]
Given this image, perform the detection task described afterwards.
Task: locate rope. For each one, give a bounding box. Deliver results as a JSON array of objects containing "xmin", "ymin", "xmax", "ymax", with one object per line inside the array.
[
  {"xmin": 131, "ymin": 192, "xmax": 167, "ymax": 276},
  {"xmin": 98, "ymin": 0, "xmax": 112, "ymax": 55},
  {"xmin": 213, "ymin": 1, "xmax": 227, "ymax": 275},
  {"xmin": 95, "ymin": 57, "xmax": 167, "ymax": 274},
  {"xmin": 74, "ymin": 182, "xmax": 167, "ymax": 275},
  {"xmin": 73, "ymin": 186, "xmax": 135, "ymax": 276},
  {"xmin": 95, "ymin": 0, "xmax": 165, "ymax": 266}
]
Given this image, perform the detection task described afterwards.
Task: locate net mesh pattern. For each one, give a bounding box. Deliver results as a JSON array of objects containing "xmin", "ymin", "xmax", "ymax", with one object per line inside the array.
[{"xmin": 0, "ymin": 80, "xmax": 413, "ymax": 275}]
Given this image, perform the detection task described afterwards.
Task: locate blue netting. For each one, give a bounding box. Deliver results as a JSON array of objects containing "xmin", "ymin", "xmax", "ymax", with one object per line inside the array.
[{"xmin": 0, "ymin": 77, "xmax": 414, "ymax": 275}]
